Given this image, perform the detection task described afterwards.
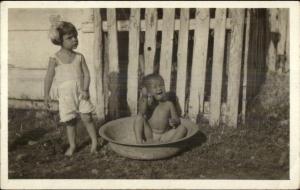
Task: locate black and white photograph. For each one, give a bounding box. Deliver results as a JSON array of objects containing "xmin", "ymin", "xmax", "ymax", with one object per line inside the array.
[{"xmin": 1, "ymin": 1, "xmax": 299, "ymax": 189}]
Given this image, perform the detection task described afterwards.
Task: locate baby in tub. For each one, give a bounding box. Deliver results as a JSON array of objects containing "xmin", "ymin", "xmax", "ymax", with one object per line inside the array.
[{"xmin": 134, "ymin": 73, "xmax": 187, "ymax": 144}]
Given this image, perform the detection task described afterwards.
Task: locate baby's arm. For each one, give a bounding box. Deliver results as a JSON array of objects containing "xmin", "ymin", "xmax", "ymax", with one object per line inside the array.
[
  {"xmin": 44, "ymin": 57, "xmax": 56, "ymax": 108},
  {"xmin": 169, "ymin": 102, "xmax": 181, "ymax": 128},
  {"xmin": 80, "ymin": 55, "xmax": 90, "ymax": 100}
]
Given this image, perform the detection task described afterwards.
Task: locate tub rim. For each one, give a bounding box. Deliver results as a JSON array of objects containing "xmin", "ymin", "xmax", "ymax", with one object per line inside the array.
[{"xmin": 99, "ymin": 116, "xmax": 199, "ymax": 147}]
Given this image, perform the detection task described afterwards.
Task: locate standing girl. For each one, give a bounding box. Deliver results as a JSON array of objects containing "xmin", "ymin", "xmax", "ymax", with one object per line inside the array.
[{"xmin": 44, "ymin": 18, "xmax": 97, "ymax": 156}]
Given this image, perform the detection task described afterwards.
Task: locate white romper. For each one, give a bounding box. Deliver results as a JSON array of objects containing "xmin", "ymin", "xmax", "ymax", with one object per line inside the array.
[{"xmin": 52, "ymin": 53, "xmax": 94, "ymax": 122}]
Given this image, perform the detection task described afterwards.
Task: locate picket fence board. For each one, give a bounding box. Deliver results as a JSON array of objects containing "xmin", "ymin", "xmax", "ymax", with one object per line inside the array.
[
  {"xmin": 127, "ymin": 8, "xmax": 141, "ymax": 115},
  {"xmin": 159, "ymin": 8, "xmax": 175, "ymax": 91},
  {"xmin": 209, "ymin": 9, "xmax": 227, "ymax": 126},
  {"xmin": 144, "ymin": 8, "xmax": 157, "ymax": 75},
  {"xmin": 189, "ymin": 8, "xmax": 210, "ymax": 121},
  {"xmin": 176, "ymin": 8, "xmax": 190, "ymax": 115},
  {"xmin": 227, "ymin": 9, "xmax": 245, "ymax": 127}
]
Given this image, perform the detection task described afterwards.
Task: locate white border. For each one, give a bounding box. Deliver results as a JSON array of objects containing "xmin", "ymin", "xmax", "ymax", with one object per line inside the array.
[{"xmin": 1, "ymin": 1, "xmax": 299, "ymax": 189}]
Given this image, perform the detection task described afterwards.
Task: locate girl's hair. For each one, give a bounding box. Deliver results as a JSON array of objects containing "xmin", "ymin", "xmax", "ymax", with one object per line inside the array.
[{"xmin": 49, "ymin": 21, "xmax": 78, "ymax": 45}]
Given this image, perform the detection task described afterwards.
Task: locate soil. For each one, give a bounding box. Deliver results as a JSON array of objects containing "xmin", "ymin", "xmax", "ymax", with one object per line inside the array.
[{"xmin": 8, "ymin": 72, "xmax": 289, "ymax": 179}]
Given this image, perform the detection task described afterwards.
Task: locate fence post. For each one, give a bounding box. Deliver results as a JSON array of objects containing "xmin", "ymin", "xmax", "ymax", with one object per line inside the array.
[
  {"xmin": 242, "ymin": 9, "xmax": 251, "ymax": 124},
  {"xmin": 127, "ymin": 8, "xmax": 141, "ymax": 115},
  {"xmin": 209, "ymin": 9, "xmax": 227, "ymax": 126},
  {"xmin": 189, "ymin": 8, "xmax": 210, "ymax": 121},
  {"xmin": 92, "ymin": 9, "xmax": 105, "ymax": 120},
  {"xmin": 107, "ymin": 9, "xmax": 120, "ymax": 120},
  {"xmin": 227, "ymin": 9, "xmax": 245, "ymax": 127}
]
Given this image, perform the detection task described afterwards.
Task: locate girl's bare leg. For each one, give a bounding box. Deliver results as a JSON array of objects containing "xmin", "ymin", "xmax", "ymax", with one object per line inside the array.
[
  {"xmin": 65, "ymin": 124, "xmax": 76, "ymax": 156},
  {"xmin": 80, "ymin": 113, "xmax": 97, "ymax": 153}
]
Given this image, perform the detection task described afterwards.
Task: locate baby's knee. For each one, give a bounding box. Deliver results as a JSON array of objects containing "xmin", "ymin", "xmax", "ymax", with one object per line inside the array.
[
  {"xmin": 135, "ymin": 114, "xmax": 145, "ymax": 122},
  {"xmin": 178, "ymin": 125, "xmax": 187, "ymax": 135}
]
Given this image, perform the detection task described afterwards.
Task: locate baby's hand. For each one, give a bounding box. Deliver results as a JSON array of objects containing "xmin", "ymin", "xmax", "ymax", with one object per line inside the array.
[
  {"xmin": 80, "ymin": 90, "xmax": 90, "ymax": 100},
  {"xmin": 169, "ymin": 118, "xmax": 180, "ymax": 128}
]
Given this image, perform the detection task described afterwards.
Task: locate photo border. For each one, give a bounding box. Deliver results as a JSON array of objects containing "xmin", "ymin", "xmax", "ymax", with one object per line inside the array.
[{"xmin": 1, "ymin": 1, "xmax": 299, "ymax": 189}]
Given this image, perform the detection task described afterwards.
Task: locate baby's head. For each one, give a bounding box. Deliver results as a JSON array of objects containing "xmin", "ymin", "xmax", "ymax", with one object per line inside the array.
[
  {"xmin": 142, "ymin": 74, "xmax": 166, "ymax": 101},
  {"xmin": 49, "ymin": 18, "xmax": 78, "ymax": 49}
]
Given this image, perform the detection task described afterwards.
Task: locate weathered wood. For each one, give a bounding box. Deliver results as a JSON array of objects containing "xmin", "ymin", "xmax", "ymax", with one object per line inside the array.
[
  {"xmin": 176, "ymin": 8, "xmax": 190, "ymax": 116},
  {"xmin": 189, "ymin": 9, "xmax": 210, "ymax": 121},
  {"xmin": 9, "ymin": 99, "xmax": 58, "ymax": 111},
  {"xmin": 267, "ymin": 9, "xmax": 279, "ymax": 72},
  {"xmin": 101, "ymin": 18, "xmax": 232, "ymax": 32},
  {"xmin": 93, "ymin": 9, "xmax": 105, "ymax": 119},
  {"xmin": 144, "ymin": 8, "xmax": 158, "ymax": 75},
  {"xmin": 226, "ymin": 9, "xmax": 245, "ymax": 127},
  {"xmin": 209, "ymin": 9, "xmax": 227, "ymax": 126},
  {"xmin": 285, "ymin": 10, "xmax": 289, "ymax": 72},
  {"xmin": 127, "ymin": 8, "xmax": 141, "ymax": 115},
  {"xmin": 107, "ymin": 9, "xmax": 120, "ymax": 120},
  {"xmin": 159, "ymin": 9, "xmax": 175, "ymax": 91},
  {"xmin": 103, "ymin": 34, "xmax": 109, "ymax": 116},
  {"xmin": 242, "ymin": 9, "xmax": 250, "ymax": 124},
  {"xmin": 8, "ymin": 68, "xmax": 58, "ymax": 100},
  {"xmin": 277, "ymin": 9, "xmax": 288, "ymax": 73},
  {"xmin": 107, "ymin": 9, "xmax": 119, "ymax": 73}
]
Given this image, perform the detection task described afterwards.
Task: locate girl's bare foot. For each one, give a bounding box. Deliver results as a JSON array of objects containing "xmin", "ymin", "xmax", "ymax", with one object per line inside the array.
[
  {"xmin": 65, "ymin": 146, "xmax": 76, "ymax": 156},
  {"xmin": 90, "ymin": 142, "xmax": 97, "ymax": 154}
]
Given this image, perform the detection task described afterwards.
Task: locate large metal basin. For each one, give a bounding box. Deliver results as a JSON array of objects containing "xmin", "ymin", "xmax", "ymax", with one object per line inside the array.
[{"xmin": 99, "ymin": 116, "xmax": 199, "ymax": 160}]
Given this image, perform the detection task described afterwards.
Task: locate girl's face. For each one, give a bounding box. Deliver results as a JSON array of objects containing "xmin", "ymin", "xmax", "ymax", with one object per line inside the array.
[
  {"xmin": 62, "ymin": 33, "xmax": 78, "ymax": 50},
  {"xmin": 147, "ymin": 78, "xmax": 166, "ymax": 101}
]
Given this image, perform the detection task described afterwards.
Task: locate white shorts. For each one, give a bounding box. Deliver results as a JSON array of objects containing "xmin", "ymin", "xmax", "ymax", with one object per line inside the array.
[{"xmin": 58, "ymin": 80, "xmax": 94, "ymax": 122}]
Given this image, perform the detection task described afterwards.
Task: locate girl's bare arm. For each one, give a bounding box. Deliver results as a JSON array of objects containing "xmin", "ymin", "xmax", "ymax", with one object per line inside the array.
[
  {"xmin": 80, "ymin": 54, "xmax": 90, "ymax": 92},
  {"xmin": 44, "ymin": 57, "xmax": 56, "ymax": 101}
]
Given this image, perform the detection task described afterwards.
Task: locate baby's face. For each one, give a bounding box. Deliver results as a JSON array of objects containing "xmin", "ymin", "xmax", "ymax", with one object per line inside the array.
[{"xmin": 147, "ymin": 78, "xmax": 166, "ymax": 101}]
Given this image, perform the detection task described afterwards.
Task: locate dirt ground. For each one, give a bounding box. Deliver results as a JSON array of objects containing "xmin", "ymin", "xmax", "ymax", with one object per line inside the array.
[{"xmin": 8, "ymin": 73, "xmax": 289, "ymax": 179}]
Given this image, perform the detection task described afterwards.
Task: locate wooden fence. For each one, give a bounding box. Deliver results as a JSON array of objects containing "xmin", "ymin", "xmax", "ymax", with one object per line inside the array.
[{"xmin": 91, "ymin": 8, "xmax": 250, "ymax": 127}]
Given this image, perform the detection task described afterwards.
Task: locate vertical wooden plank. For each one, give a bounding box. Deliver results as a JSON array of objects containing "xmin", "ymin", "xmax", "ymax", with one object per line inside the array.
[
  {"xmin": 176, "ymin": 8, "xmax": 190, "ymax": 115},
  {"xmin": 107, "ymin": 8, "xmax": 120, "ymax": 120},
  {"xmin": 242, "ymin": 9, "xmax": 250, "ymax": 124},
  {"xmin": 209, "ymin": 9, "xmax": 227, "ymax": 126},
  {"xmin": 267, "ymin": 9, "xmax": 279, "ymax": 72},
  {"xmin": 285, "ymin": 10, "xmax": 289, "ymax": 72},
  {"xmin": 103, "ymin": 34, "xmax": 109, "ymax": 116},
  {"xmin": 189, "ymin": 9, "xmax": 210, "ymax": 121},
  {"xmin": 127, "ymin": 8, "xmax": 141, "ymax": 115},
  {"xmin": 277, "ymin": 9, "xmax": 288, "ymax": 73},
  {"xmin": 107, "ymin": 9, "xmax": 119, "ymax": 73},
  {"xmin": 226, "ymin": 9, "xmax": 245, "ymax": 127},
  {"xmin": 93, "ymin": 9, "xmax": 105, "ymax": 119},
  {"xmin": 144, "ymin": 8, "xmax": 158, "ymax": 75},
  {"xmin": 159, "ymin": 8, "xmax": 175, "ymax": 91}
]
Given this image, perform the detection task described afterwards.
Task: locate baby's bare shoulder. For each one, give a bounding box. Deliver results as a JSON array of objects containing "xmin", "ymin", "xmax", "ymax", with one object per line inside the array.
[{"xmin": 164, "ymin": 101, "xmax": 175, "ymax": 108}]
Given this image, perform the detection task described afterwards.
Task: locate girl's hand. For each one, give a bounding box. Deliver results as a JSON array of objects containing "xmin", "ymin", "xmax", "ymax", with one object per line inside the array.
[
  {"xmin": 80, "ymin": 90, "xmax": 90, "ymax": 100},
  {"xmin": 169, "ymin": 118, "xmax": 181, "ymax": 128},
  {"xmin": 44, "ymin": 95, "xmax": 51, "ymax": 109}
]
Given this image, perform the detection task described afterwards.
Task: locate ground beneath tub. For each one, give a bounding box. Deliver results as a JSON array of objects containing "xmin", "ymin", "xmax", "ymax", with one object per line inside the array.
[{"xmin": 7, "ymin": 73, "xmax": 289, "ymax": 179}]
